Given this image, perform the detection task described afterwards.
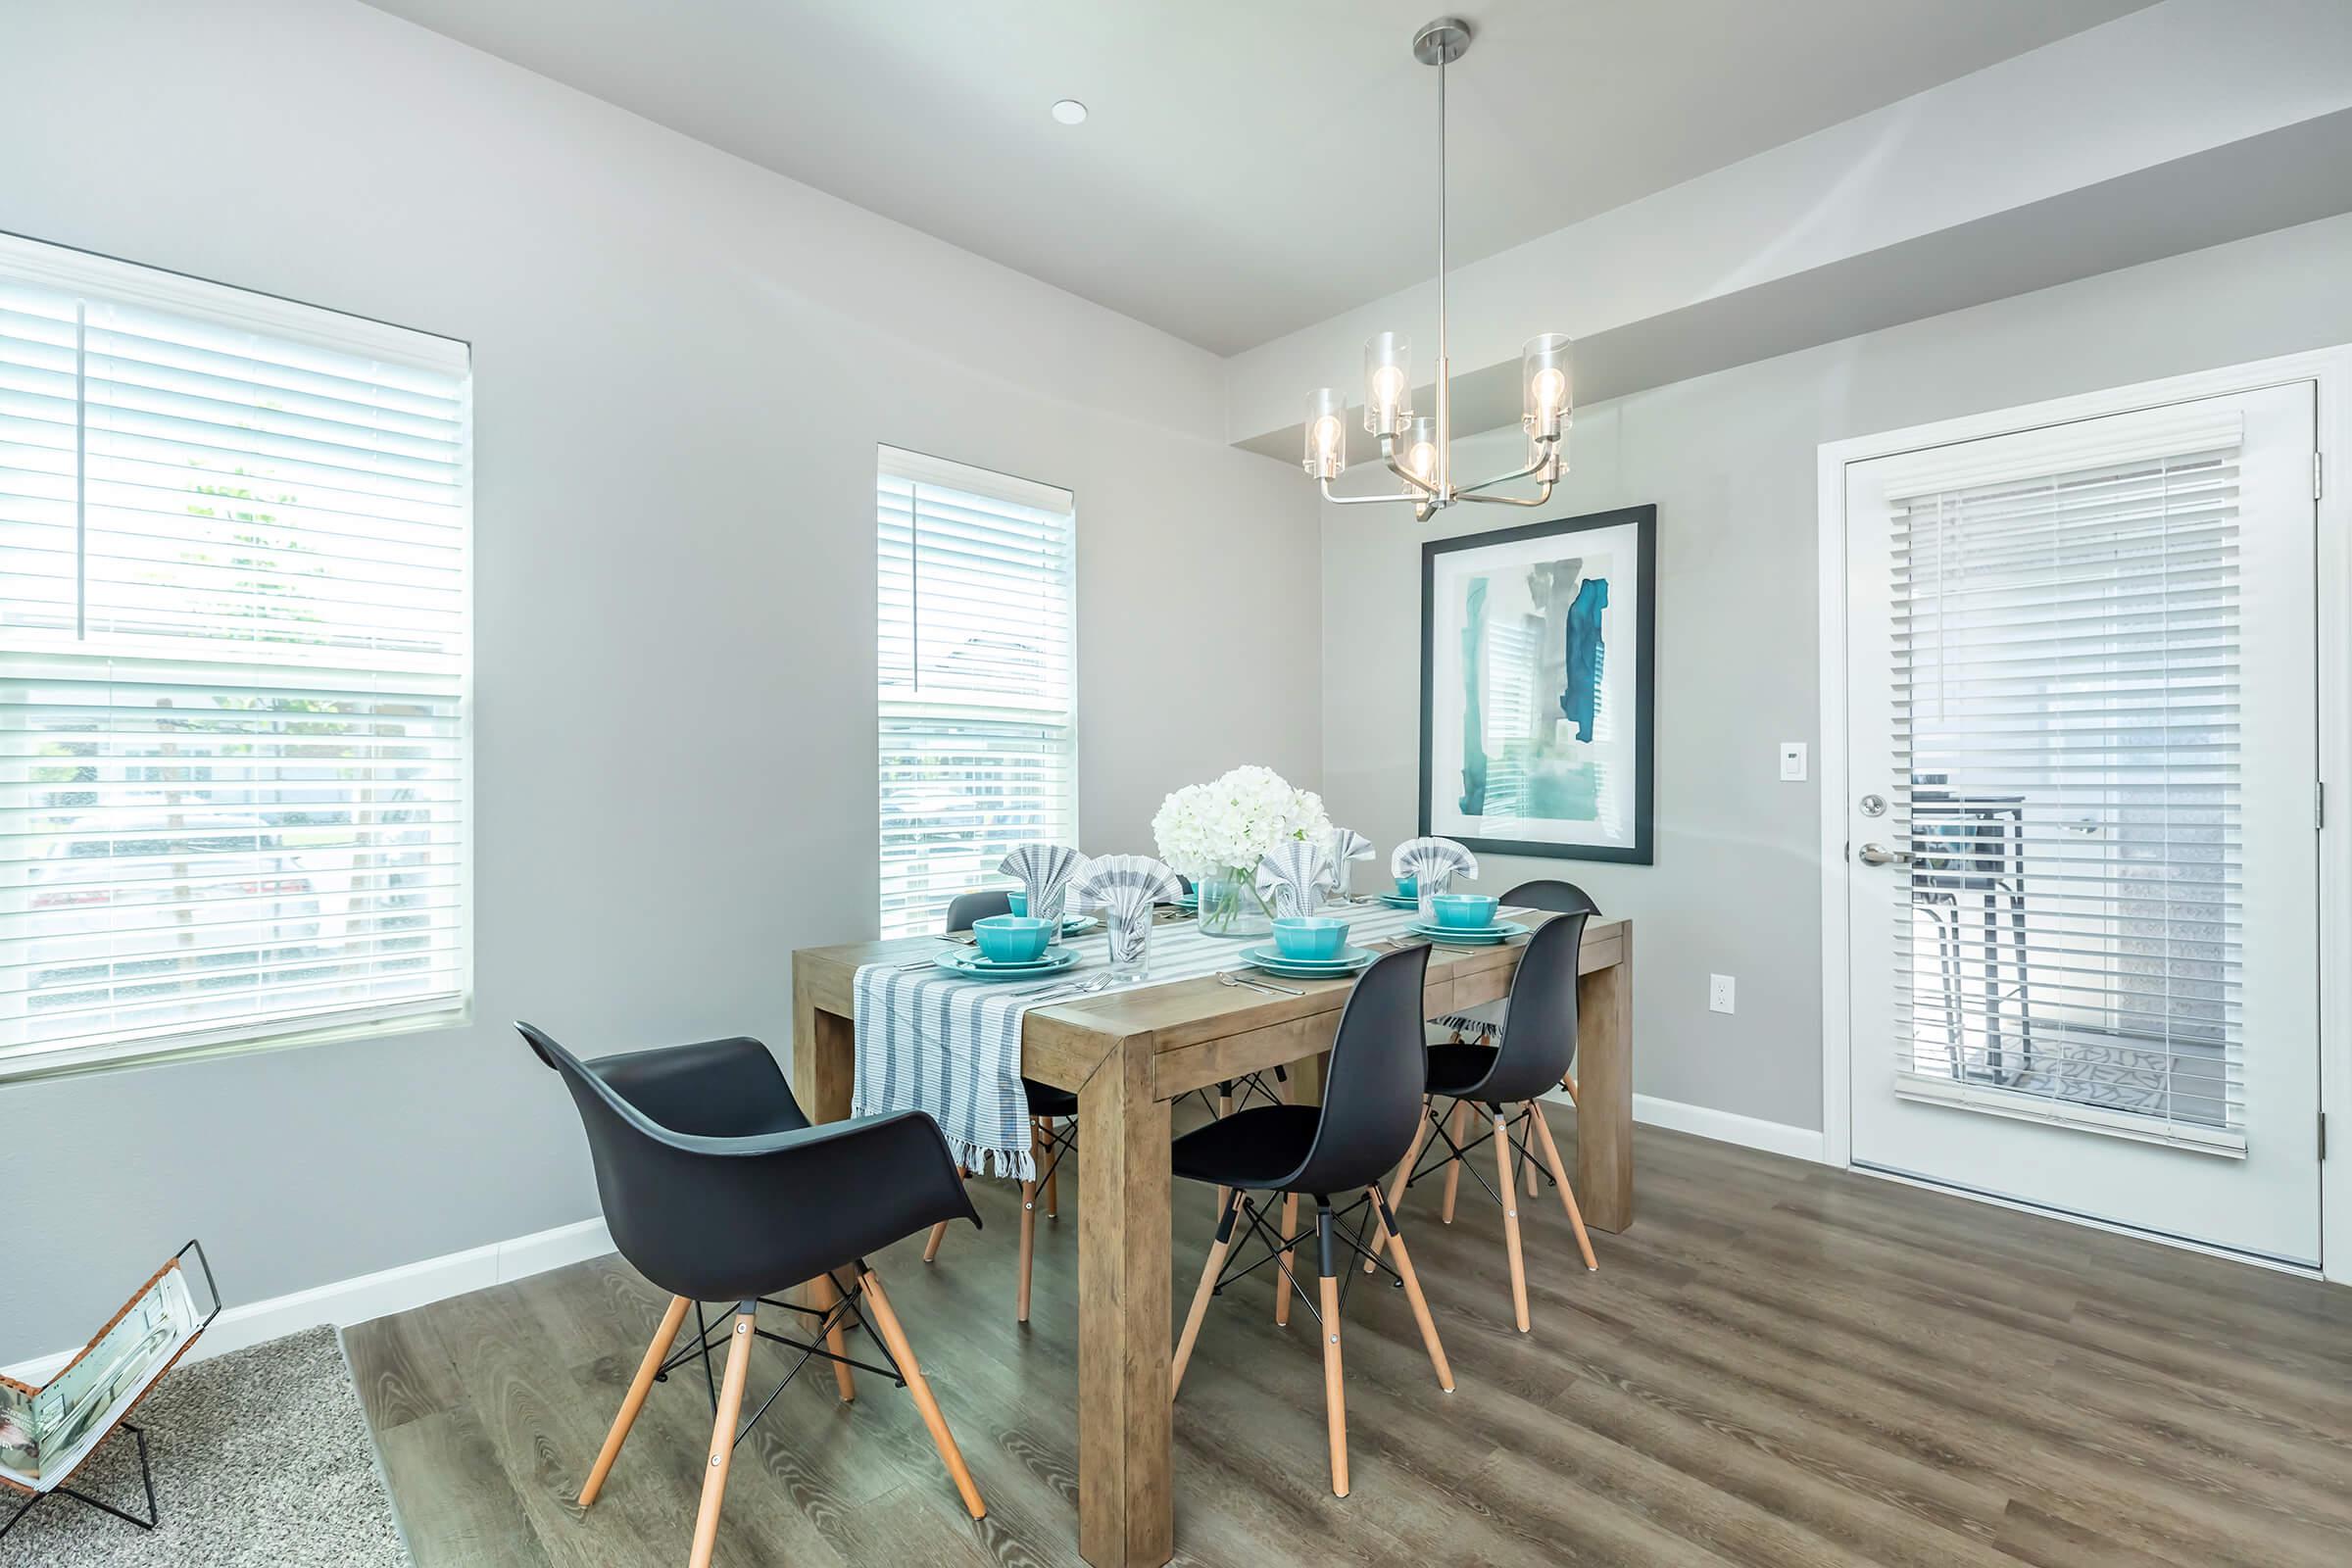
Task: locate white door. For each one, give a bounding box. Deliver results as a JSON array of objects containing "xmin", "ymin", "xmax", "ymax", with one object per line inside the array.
[{"xmin": 1844, "ymin": 384, "xmax": 2323, "ymax": 1266}]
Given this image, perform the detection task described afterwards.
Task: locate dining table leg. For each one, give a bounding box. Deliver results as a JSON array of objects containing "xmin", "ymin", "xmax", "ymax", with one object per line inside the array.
[
  {"xmin": 791, "ymin": 998, "xmax": 858, "ymax": 1124},
  {"xmin": 1077, "ymin": 1034, "xmax": 1174, "ymax": 1568},
  {"xmin": 1575, "ymin": 926, "xmax": 1635, "ymax": 1233}
]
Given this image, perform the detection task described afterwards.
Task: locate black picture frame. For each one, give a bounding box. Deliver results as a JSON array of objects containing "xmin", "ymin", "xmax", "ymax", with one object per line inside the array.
[{"xmin": 1418, "ymin": 504, "xmax": 1656, "ymax": 864}]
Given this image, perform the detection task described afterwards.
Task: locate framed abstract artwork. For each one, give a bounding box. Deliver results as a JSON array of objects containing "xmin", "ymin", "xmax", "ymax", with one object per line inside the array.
[{"xmin": 1419, "ymin": 505, "xmax": 1655, "ymax": 863}]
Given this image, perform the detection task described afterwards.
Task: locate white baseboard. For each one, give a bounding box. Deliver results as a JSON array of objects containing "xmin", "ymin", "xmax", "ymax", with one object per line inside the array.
[
  {"xmin": 4, "ymin": 1215, "xmax": 613, "ymax": 1388},
  {"xmin": 1620, "ymin": 1091, "xmax": 1828, "ymax": 1164}
]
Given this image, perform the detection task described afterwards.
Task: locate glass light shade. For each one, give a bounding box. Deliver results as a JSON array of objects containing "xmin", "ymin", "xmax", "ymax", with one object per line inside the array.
[
  {"xmin": 1521, "ymin": 332, "xmax": 1572, "ymax": 441},
  {"xmin": 1363, "ymin": 331, "xmax": 1412, "ymax": 436},
  {"xmin": 1399, "ymin": 414, "xmax": 1441, "ymax": 489},
  {"xmin": 1301, "ymin": 388, "xmax": 1348, "ymax": 481}
]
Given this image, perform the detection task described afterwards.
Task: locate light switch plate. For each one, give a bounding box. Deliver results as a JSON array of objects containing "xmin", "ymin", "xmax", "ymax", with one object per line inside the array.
[
  {"xmin": 1709, "ymin": 974, "xmax": 1736, "ymax": 1013},
  {"xmin": 1779, "ymin": 741, "xmax": 1808, "ymax": 781}
]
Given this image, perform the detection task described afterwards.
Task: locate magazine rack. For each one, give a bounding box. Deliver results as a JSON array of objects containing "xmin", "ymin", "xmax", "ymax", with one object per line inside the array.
[{"xmin": 0, "ymin": 1240, "xmax": 220, "ymax": 1543}]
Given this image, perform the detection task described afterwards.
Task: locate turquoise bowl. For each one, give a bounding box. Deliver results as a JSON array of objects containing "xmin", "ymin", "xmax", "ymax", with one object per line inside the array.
[
  {"xmin": 1006, "ymin": 890, "xmax": 1028, "ymax": 916},
  {"xmin": 973, "ymin": 914, "xmax": 1054, "ymax": 963},
  {"xmin": 1272, "ymin": 915, "xmax": 1349, "ymax": 961},
  {"xmin": 1396, "ymin": 873, "xmax": 1418, "ymax": 898},
  {"xmin": 1431, "ymin": 893, "xmax": 1498, "ymax": 930}
]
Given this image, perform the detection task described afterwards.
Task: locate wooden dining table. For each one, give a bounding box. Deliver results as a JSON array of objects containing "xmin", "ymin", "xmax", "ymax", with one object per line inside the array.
[{"xmin": 791, "ymin": 910, "xmax": 1633, "ymax": 1568}]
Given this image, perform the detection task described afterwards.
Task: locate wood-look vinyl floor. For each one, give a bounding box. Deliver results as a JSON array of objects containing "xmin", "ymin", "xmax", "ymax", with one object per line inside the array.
[{"xmin": 344, "ymin": 1117, "xmax": 2352, "ymax": 1567}]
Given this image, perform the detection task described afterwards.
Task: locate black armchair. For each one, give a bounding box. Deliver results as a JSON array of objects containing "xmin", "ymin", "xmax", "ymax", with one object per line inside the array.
[{"xmin": 518, "ymin": 1023, "xmax": 985, "ymax": 1568}]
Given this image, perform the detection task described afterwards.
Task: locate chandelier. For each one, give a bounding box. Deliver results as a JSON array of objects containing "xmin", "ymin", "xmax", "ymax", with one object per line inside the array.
[{"xmin": 1301, "ymin": 17, "xmax": 1569, "ymax": 521}]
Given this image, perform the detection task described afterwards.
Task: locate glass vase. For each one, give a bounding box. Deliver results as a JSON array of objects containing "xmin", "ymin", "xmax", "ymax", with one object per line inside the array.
[{"xmin": 1194, "ymin": 868, "xmax": 1274, "ymax": 939}]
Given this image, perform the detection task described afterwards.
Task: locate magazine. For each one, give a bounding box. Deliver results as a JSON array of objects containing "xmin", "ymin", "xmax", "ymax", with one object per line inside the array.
[{"xmin": 0, "ymin": 1262, "xmax": 202, "ymax": 1494}]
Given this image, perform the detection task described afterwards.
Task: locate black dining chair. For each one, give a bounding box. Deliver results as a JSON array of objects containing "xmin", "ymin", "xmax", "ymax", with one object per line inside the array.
[
  {"xmin": 1430, "ymin": 878, "xmax": 1599, "ymax": 1203},
  {"xmin": 1370, "ymin": 901, "xmax": 1600, "ymax": 1333},
  {"xmin": 929, "ymin": 889, "xmax": 1077, "ymax": 1323},
  {"xmin": 1168, "ymin": 944, "xmax": 1453, "ymax": 1498},
  {"xmin": 517, "ymin": 1023, "xmax": 986, "ymax": 1568}
]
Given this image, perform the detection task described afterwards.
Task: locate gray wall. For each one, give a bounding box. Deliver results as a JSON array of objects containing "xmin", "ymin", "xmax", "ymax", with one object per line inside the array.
[
  {"xmin": 0, "ymin": 1, "xmax": 1320, "ymax": 1359},
  {"xmin": 1320, "ymin": 213, "xmax": 2352, "ymax": 1134}
]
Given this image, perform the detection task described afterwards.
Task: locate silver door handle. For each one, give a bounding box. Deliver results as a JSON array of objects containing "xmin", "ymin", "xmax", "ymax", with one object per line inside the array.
[{"xmin": 1857, "ymin": 842, "xmax": 1912, "ymax": 866}]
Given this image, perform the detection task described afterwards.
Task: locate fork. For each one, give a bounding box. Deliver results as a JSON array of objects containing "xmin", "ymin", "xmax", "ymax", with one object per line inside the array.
[
  {"xmin": 1217, "ymin": 970, "xmax": 1303, "ymax": 998},
  {"xmin": 1023, "ymin": 973, "xmax": 1114, "ymax": 1004}
]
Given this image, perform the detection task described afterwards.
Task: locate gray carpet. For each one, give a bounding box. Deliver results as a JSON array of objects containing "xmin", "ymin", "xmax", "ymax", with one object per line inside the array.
[{"xmin": 4, "ymin": 1327, "xmax": 410, "ymax": 1566}]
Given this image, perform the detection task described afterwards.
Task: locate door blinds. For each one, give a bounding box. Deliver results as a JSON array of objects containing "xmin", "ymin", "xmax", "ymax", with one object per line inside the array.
[{"xmin": 1886, "ymin": 410, "xmax": 2248, "ymax": 1154}]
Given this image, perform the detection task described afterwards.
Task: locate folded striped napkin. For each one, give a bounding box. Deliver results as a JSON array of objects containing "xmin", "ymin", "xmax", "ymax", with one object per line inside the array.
[
  {"xmin": 1392, "ymin": 836, "xmax": 1477, "ymax": 919},
  {"xmin": 1073, "ymin": 854, "xmax": 1184, "ymax": 969},
  {"xmin": 1000, "ymin": 843, "xmax": 1089, "ymax": 940},
  {"xmin": 1328, "ymin": 828, "xmax": 1375, "ymax": 900},
  {"xmin": 1255, "ymin": 841, "xmax": 1333, "ymax": 918}
]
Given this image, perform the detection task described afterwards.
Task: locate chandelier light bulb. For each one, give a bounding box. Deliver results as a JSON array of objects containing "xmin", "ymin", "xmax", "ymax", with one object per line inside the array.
[
  {"xmin": 1363, "ymin": 331, "xmax": 1412, "ymax": 435},
  {"xmin": 1301, "ymin": 387, "xmax": 1348, "ymax": 480},
  {"xmin": 1400, "ymin": 414, "xmax": 1440, "ymax": 486},
  {"xmin": 1520, "ymin": 332, "xmax": 1573, "ymax": 442}
]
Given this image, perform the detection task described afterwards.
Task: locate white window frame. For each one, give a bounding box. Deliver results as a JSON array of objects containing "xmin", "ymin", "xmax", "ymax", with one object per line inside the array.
[
  {"xmin": 1816, "ymin": 345, "xmax": 2352, "ymax": 1285},
  {"xmin": 0, "ymin": 233, "xmax": 473, "ymax": 1082},
  {"xmin": 876, "ymin": 445, "xmax": 1077, "ymax": 940}
]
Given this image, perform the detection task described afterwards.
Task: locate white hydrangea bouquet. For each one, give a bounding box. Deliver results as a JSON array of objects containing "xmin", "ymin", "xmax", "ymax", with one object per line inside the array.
[{"xmin": 1152, "ymin": 765, "xmax": 1333, "ymax": 938}]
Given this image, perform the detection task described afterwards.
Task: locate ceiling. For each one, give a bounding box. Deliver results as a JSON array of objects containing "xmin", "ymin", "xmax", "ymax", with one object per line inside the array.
[{"xmin": 365, "ymin": 0, "xmax": 2159, "ymax": 356}]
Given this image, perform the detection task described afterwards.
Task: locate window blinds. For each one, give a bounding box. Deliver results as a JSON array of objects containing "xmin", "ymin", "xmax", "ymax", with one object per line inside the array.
[
  {"xmin": 877, "ymin": 446, "xmax": 1075, "ymax": 939},
  {"xmin": 1, "ymin": 237, "xmax": 469, "ymax": 1071},
  {"xmin": 1887, "ymin": 421, "xmax": 2247, "ymax": 1153}
]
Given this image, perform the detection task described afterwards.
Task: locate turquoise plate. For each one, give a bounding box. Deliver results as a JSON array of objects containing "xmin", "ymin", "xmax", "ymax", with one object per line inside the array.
[
  {"xmin": 1376, "ymin": 892, "xmax": 1419, "ymax": 909},
  {"xmin": 1406, "ymin": 919, "xmax": 1529, "ymax": 947},
  {"xmin": 1059, "ymin": 914, "xmax": 1100, "ymax": 936},
  {"xmin": 933, "ymin": 948, "xmax": 1080, "ymax": 981},
  {"xmin": 1239, "ymin": 943, "xmax": 1380, "ymax": 978}
]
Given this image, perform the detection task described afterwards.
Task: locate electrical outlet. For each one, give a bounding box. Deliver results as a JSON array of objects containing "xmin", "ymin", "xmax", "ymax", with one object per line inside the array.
[
  {"xmin": 1709, "ymin": 973, "xmax": 1736, "ymax": 1013},
  {"xmin": 1779, "ymin": 742, "xmax": 1807, "ymax": 781}
]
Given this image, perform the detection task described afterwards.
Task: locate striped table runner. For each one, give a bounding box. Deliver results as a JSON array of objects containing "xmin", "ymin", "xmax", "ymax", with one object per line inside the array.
[{"xmin": 852, "ymin": 901, "xmax": 1519, "ymax": 1180}]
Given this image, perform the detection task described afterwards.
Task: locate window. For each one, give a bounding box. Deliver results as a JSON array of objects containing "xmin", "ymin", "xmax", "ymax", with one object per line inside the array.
[
  {"xmin": 877, "ymin": 446, "xmax": 1075, "ymax": 938},
  {"xmin": 1, "ymin": 234, "xmax": 471, "ymax": 1076}
]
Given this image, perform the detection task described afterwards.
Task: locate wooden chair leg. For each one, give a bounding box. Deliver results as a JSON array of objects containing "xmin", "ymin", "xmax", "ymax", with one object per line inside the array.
[
  {"xmin": 1561, "ymin": 1068, "xmax": 1579, "ymax": 1104},
  {"xmin": 1530, "ymin": 1101, "xmax": 1599, "ymax": 1272},
  {"xmin": 858, "ymin": 1266, "xmax": 986, "ymax": 1520},
  {"xmin": 1274, "ymin": 1192, "xmax": 1299, "ymax": 1327},
  {"xmin": 1440, "ymin": 1099, "xmax": 1469, "ymax": 1224},
  {"xmin": 1174, "ymin": 1189, "xmax": 1243, "ymax": 1396},
  {"xmin": 1017, "ymin": 1171, "xmax": 1039, "ymax": 1323},
  {"xmin": 1316, "ymin": 1207, "xmax": 1348, "ymax": 1497},
  {"xmin": 579, "ymin": 1295, "xmax": 689, "ymax": 1506},
  {"xmin": 686, "ymin": 1307, "xmax": 757, "ymax": 1568},
  {"xmin": 808, "ymin": 1270, "xmax": 856, "ymax": 1402},
  {"xmin": 922, "ymin": 1164, "xmax": 969, "ymax": 1264},
  {"xmin": 1494, "ymin": 1107, "xmax": 1531, "ymax": 1332},
  {"xmin": 1368, "ymin": 1096, "xmax": 1433, "ymax": 1272},
  {"xmin": 1372, "ymin": 1190, "xmax": 1453, "ymax": 1392}
]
